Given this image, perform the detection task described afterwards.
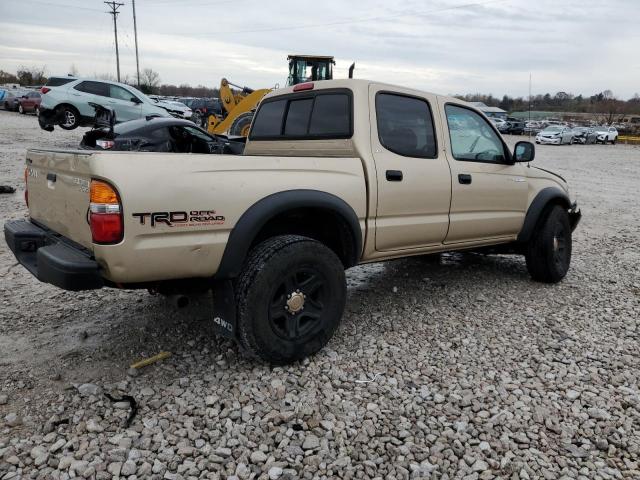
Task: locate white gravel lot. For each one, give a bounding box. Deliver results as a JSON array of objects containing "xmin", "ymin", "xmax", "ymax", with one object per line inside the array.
[{"xmin": 0, "ymin": 109, "xmax": 639, "ymax": 479}]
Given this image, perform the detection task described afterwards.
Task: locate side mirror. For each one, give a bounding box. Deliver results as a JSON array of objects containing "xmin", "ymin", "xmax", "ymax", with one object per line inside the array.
[
  {"xmin": 514, "ymin": 141, "xmax": 535, "ymax": 163},
  {"xmin": 131, "ymin": 97, "xmax": 142, "ymax": 104}
]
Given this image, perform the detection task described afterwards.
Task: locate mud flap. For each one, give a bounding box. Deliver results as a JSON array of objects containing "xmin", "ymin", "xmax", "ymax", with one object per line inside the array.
[{"xmin": 212, "ymin": 279, "xmax": 237, "ymax": 340}]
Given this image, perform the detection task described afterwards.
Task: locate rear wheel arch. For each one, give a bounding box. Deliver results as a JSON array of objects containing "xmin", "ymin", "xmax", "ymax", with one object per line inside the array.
[
  {"xmin": 215, "ymin": 190, "xmax": 363, "ymax": 279},
  {"xmin": 517, "ymin": 187, "xmax": 571, "ymax": 243}
]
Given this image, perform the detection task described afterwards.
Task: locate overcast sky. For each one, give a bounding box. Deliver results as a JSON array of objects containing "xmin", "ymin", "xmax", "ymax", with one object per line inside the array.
[{"xmin": 1, "ymin": 0, "xmax": 639, "ymax": 99}]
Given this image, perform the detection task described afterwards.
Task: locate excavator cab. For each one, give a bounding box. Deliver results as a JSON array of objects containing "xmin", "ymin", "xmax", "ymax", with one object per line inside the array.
[{"xmin": 287, "ymin": 55, "xmax": 335, "ymax": 86}]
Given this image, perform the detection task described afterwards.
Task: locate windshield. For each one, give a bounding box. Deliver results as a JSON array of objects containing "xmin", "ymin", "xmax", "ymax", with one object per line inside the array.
[{"xmin": 544, "ymin": 126, "xmax": 562, "ymax": 132}]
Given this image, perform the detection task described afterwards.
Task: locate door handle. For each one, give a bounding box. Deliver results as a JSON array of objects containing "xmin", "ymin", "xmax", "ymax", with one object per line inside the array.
[
  {"xmin": 386, "ymin": 170, "xmax": 403, "ymax": 181},
  {"xmin": 458, "ymin": 173, "xmax": 472, "ymax": 185}
]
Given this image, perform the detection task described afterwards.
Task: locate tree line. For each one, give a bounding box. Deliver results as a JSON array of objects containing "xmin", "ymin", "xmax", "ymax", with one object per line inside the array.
[
  {"xmin": 455, "ymin": 90, "xmax": 640, "ymax": 123},
  {"xmin": 0, "ymin": 66, "xmax": 219, "ymax": 98},
  {"xmin": 2, "ymin": 66, "xmax": 638, "ymax": 120}
]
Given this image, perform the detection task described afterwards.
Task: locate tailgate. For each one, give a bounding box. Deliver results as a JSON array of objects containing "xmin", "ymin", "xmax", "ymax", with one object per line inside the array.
[{"xmin": 26, "ymin": 149, "xmax": 94, "ymax": 250}]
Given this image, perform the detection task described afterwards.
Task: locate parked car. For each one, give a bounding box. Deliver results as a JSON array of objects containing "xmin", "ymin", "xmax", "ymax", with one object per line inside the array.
[
  {"xmin": 6, "ymin": 79, "xmax": 581, "ymax": 364},
  {"xmin": 181, "ymin": 98, "xmax": 222, "ymax": 126},
  {"xmin": 38, "ymin": 78, "xmax": 172, "ymax": 131},
  {"xmin": 571, "ymin": 127, "xmax": 597, "ymax": 144},
  {"xmin": 535, "ymin": 126, "xmax": 574, "ymax": 145},
  {"xmin": 3, "ymin": 88, "xmax": 31, "ymax": 111},
  {"xmin": 17, "ymin": 91, "xmax": 42, "ymax": 115},
  {"xmin": 154, "ymin": 99, "xmax": 192, "ymax": 119},
  {"xmin": 498, "ymin": 117, "xmax": 525, "ymax": 135},
  {"xmin": 524, "ymin": 121, "xmax": 544, "ymax": 135},
  {"xmin": 594, "ymin": 126, "xmax": 618, "ymax": 144},
  {"xmin": 81, "ymin": 110, "xmax": 243, "ymax": 154},
  {"xmin": 490, "ymin": 117, "xmax": 506, "ymax": 129}
]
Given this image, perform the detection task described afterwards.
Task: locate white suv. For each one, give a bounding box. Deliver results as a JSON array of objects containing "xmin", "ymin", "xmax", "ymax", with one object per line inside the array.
[
  {"xmin": 38, "ymin": 78, "xmax": 172, "ymax": 131},
  {"xmin": 595, "ymin": 126, "xmax": 618, "ymax": 144}
]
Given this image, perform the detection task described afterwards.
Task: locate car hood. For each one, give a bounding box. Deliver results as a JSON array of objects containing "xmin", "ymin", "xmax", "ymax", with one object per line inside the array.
[{"xmin": 538, "ymin": 131, "xmax": 561, "ymax": 136}]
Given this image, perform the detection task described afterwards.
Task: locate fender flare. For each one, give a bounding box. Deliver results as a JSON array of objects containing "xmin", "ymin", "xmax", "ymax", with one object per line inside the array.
[
  {"xmin": 215, "ymin": 189, "xmax": 362, "ymax": 279},
  {"xmin": 517, "ymin": 187, "xmax": 570, "ymax": 242}
]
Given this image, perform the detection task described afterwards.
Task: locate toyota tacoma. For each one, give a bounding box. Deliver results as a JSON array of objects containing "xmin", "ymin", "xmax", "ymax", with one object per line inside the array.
[{"xmin": 5, "ymin": 79, "xmax": 581, "ymax": 364}]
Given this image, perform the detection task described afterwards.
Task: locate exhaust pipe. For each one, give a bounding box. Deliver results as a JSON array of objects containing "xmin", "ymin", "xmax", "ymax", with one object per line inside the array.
[{"xmin": 348, "ymin": 63, "xmax": 355, "ymax": 79}]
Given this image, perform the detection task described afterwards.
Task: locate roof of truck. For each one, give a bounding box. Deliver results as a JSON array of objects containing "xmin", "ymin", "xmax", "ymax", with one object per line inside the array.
[{"xmin": 264, "ymin": 78, "xmax": 467, "ymax": 108}]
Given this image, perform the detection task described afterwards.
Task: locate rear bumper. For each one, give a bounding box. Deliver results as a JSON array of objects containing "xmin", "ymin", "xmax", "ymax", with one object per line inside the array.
[{"xmin": 4, "ymin": 219, "xmax": 103, "ymax": 291}]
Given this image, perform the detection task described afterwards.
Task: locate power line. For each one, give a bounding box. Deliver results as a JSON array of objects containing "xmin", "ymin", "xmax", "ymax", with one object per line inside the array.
[{"xmin": 105, "ymin": 1, "xmax": 125, "ymax": 82}]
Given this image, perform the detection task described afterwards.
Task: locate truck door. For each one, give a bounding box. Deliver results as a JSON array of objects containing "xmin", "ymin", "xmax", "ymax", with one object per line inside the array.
[
  {"xmin": 370, "ymin": 85, "xmax": 452, "ymax": 251},
  {"xmin": 438, "ymin": 101, "xmax": 528, "ymax": 244}
]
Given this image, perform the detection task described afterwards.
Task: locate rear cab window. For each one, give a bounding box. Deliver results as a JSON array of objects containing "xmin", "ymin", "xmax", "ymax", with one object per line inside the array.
[{"xmin": 249, "ymin": 89, "xmax": 352, "ymax": 140}]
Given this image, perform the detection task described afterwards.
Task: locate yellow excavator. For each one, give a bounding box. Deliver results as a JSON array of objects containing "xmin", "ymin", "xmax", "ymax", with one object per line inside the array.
[{"xmin": 207, "ymin": 55, "xmax": 354, "ymax": 137}]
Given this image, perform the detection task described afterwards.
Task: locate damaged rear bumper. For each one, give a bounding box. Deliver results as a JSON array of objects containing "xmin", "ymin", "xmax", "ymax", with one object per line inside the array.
[
  {"xmin": 4, "ymin": 219, "xmax": 103, "ymax": 291},
  {"xmin": 38, "ymin": 107, "xmax": 59, "ymax": 131}
]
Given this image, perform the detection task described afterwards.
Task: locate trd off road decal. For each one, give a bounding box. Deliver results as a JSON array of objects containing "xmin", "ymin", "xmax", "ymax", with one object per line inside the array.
[{"xmin": 132, "ymin": 210, "xmax": 225, "ymax": 227}]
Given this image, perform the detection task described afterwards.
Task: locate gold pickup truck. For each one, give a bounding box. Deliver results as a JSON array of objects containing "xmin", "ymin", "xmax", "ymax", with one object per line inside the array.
[{"xmin": 4, "ymin": 79, "xmax": 581, "ymax": 364}]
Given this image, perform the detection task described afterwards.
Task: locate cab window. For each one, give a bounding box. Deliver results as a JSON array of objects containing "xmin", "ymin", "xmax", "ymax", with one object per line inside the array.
[
  {"xmin": 445, "ymin": 104, "xmax": 507, "ymax": 163},
  {"xmin": 376, "ymin": 93, "xmax": 437, "ymax": 158},
  {"xmin": 250, "ymin": 89, "xmax": 352, "ymax": 140}
]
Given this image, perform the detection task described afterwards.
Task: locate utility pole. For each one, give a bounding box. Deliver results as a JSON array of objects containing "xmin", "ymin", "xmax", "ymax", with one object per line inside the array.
[
  {"xmin": 132, "ymin": 0, "xmax": 141, "ymax": 87},
  {"xmin": 105, "ymin": 1, "xmax": 124, "ymax": 82}
]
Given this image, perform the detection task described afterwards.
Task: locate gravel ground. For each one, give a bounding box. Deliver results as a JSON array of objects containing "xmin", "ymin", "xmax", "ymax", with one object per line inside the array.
[{"xmin": 1, "ymin": 109, "xmax": 639, "ymax": 480}]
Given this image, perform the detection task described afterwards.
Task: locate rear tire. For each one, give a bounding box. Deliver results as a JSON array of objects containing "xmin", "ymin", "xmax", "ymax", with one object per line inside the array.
[
  {"xmin": 18, "ymin": 104, "xmax": 25, "ymax": 114},
  {"xmin": 235, "ymin": 235, "xmax": 346, "ymax": 364},
  {"xmin": 525, "ymin": 205, "xmax": 572, "ymax": 283},
  {"xmin": 58, "ymin": 105, "xmax": 80, "ymax": 130},
  {"xmin": 229, "ymin": 111, "xmax": 254, "ymax": 137}
]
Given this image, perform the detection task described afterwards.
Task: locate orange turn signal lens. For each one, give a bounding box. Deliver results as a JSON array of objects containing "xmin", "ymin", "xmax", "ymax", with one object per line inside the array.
[{"xmin": 90, "ymin": 179, "xmax": 119, "ymax": 204}]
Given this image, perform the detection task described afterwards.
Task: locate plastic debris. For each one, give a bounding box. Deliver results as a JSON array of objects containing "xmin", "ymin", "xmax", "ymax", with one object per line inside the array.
[{"xmin": 104, "ymin": 393, "xmax": 137, "ymax": 427}]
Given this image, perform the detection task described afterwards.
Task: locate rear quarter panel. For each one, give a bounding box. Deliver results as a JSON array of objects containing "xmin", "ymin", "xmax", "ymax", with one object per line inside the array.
[{"xmin": 91, "ymin": 152, "xmax": 367, "ymax": 283}]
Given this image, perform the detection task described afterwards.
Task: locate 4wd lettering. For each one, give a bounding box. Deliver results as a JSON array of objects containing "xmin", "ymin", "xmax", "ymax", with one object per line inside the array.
[{"xmin": 132, "ymin": 210, "xmax": 225, "ymax": 227}]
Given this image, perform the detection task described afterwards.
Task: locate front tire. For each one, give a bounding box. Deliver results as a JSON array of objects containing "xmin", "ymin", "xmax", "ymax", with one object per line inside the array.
[
  {"xmin": 235, "ymin": 235, "xmax": 346, "ymax": 364},
  {"xmin": 525, "ymin": 205, "xmax": 572, "ymax": 283},
  {"xmin": 18, "ymin": 104, "xmax": 25, "ymax": 114}
]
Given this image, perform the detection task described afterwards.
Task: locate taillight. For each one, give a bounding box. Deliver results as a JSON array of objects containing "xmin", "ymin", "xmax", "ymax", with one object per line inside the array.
[
  {"xmin": 90, "ymin": 179, "xmax": 123, "ymax": 244},
  {"xmin": 41, "ymin": 87, "xmax": 51, "ymax": 94},
  {"xmin": 293, "ymin": 82, "xmax": 314, "ymax": 92},
  {"xmin": 96, "ymin": 139, "xmax": 115, "ymax": 149},
  {"xmin": 24, "ymin": 167, "xmax": 29, "ymax": 207}
]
